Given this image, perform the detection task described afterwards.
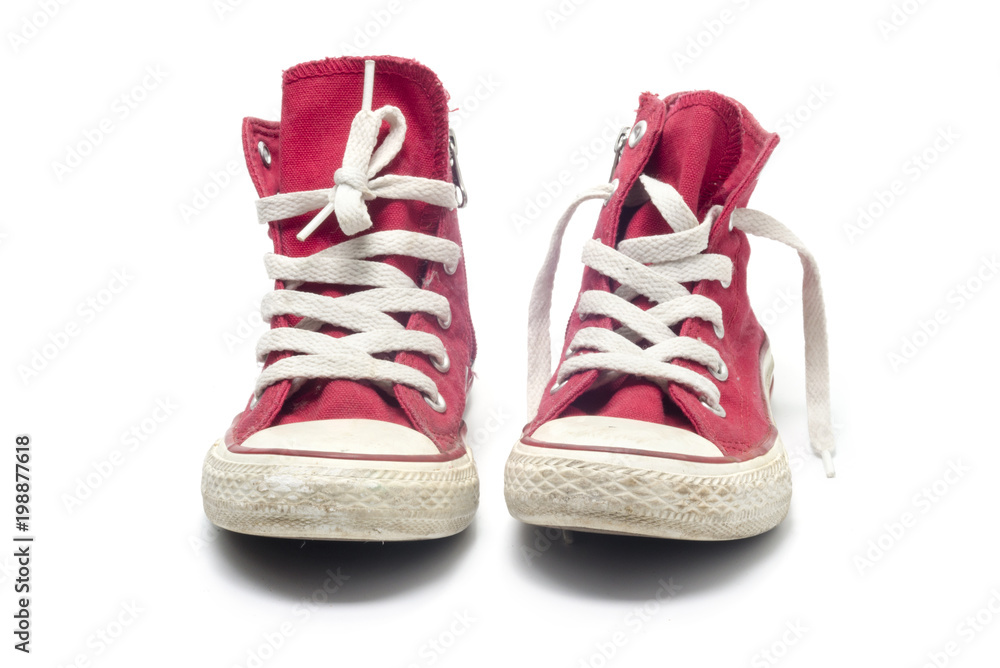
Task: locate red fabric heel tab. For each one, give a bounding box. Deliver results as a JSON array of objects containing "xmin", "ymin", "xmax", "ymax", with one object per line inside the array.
[{"xmin": 242, "ymin": 117, "xmax": 280, "ymax": 197}]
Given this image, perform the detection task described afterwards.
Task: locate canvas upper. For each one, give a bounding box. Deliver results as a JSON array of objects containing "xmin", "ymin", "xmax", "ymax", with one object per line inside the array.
[
  {"xmin": 225, "ymin": 56, "xmax": 475, "ymax": 461},
  {"xmin": 528, "ymin": 90, "xmax": 783, "ymax": 461}
]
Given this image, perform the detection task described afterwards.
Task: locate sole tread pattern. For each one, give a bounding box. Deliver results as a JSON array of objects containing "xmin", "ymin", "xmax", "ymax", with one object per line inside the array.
[{"xmin": 503, "ymin": 446, "xmax": 791, "ymax": 540}]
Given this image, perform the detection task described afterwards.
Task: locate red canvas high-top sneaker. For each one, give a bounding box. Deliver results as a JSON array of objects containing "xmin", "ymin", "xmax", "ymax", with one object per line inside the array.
[
  {"xmin": 505, "ymin": 91, "xmax": 834, "ymax": 540},
  {"xmin": 202, "ymin": 57, "xmax": 478, "ymax": 541}
]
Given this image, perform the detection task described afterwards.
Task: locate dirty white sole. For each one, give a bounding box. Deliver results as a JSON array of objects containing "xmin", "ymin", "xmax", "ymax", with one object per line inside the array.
[
  {"xmin": 202, "ymin": 440, "xmax": 479, "ymax": 541},
  {"xmin": 503, "ymin": 437, "xmax": 791, "ymax": 541}
]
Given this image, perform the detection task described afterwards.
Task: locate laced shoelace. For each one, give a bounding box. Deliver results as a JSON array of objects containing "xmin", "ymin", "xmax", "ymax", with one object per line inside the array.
[
  {"xmin": 252, "ymin": 60, "xmax": 461, "ymax": 413},
  {"xmin": 528, "ymin": 175, "xmax": 836, "ymax": 476}
]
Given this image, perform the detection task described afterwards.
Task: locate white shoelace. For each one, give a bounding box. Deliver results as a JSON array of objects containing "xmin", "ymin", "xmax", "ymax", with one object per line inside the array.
[
  {"xmin": 528, "ymin": 175, "xmax": 836, "ymax": 476},
  {"xmin": 252, "ymin": 60, "xmax": 461, "ymax": 412}
]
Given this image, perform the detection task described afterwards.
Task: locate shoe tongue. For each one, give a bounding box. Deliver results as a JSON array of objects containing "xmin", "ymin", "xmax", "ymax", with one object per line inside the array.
[
  {"xmin": 275, "ymin": 56, "xmax": 450, "ymax": 256},
  {"xmin": 622, "ymin": 91, "xmax": 748, "ymax": 241}
]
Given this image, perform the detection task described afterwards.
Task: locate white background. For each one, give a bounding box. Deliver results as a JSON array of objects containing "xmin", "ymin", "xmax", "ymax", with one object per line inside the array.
[{"xmin": 2, "ymin": 0, "xmax": 999, "ymax": 666}]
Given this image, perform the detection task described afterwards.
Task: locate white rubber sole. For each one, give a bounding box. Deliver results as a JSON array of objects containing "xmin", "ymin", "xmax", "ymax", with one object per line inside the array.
[
  {"xmin": 503, "ymin": 437, "xmax": 791, "ymax": 541},
  {"xmin": 201, "ymin": 440, "xmax": 479, "ymax": 541}
]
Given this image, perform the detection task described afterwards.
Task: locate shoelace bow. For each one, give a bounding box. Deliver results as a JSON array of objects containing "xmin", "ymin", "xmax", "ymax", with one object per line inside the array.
[
  {"xmin": 251, "ymin": 60, "xmax": 460, "ymax": 412},
  {"xmin": 528, "ymin": 175, "xmax": 836, "ymax": 476}
]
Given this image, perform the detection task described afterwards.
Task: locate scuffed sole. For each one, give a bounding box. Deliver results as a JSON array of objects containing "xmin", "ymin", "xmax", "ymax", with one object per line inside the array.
[
  {"xmin": 202, "ymin": 440, "xmax": 479, "ymax": 541},
  {"xmin": 503, "ymin": 438, "xmax": 791, "ymax": 541}
]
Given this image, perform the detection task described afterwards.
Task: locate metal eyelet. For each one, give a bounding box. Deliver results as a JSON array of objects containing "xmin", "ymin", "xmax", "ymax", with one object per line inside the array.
[
  {"xmin": 628, "ymin": 121, "xmax": 647, "ymax": 148},
  {"xmin": 432, "ymin": 351, "xmax": 451, "ymax": 374},
  {"xmin": 257, "ymin": 140, "xmax": 272, "ymax": 168},
  {"xmin": 437, "ymin": 311, "xmax": 452, "ymax": 329},
  {"xmin": 710, "ymin": 361, "xmax": 729, "ymax": 381},
  {"xmin": 714, "ymin": 323, "xmax": 725, "ymax": 339},
  {"xmin": 424, "ymin": 391, "xmax": 447, "ymax": 413},
  {"xmin": 699, "ymin": 397, "xmax": 726, "ymax": 418},
  {"xmin": 700, "ymin": 398, "xmax": 727, "ymax": 417},
  {"xmin": 549, "ymin": 378, "xmax": 568, "ymax": 394},
  {"xmin": 444, "ymin": 260, "xmax": 458, "ymax": 276}
]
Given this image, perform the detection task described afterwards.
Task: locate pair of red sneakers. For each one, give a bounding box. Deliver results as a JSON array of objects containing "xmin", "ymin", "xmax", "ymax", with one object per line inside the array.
[{"xmin": 201, "ymin": 56, "xmax": 834, "ymax": 542}]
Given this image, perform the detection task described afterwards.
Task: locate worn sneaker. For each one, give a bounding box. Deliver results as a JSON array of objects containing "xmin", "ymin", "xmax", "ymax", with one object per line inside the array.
[
  {"xmin": 202, "ymin": 56, "xmax": 478, "ymax": 541},
  {"xmin": 505, "ymin": 90, "xmax": 834, "ymax": 540}
]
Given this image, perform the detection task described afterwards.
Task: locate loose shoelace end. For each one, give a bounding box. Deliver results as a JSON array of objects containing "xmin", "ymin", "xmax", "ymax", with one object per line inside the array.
[
  {"xmin": 297, "ymin": 201, "xmax": 335, "ymax": 242},
  {"xmin": 821, "ymin": 450, "xmax": 836, "ymax": 478}
]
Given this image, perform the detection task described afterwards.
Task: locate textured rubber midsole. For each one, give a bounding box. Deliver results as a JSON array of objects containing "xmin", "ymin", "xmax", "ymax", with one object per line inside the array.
[
  {"xmin": 503, "ymin": 438, "xmax": 791, "ymax": 541},
  {"xmin": 202, "ymin": 440, "xmax": 479, "ymax": 541}
]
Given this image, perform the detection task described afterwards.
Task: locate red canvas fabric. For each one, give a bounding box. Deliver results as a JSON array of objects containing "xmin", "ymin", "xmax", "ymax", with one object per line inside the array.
[
  {"xmin": 528, "ymin": 91, "xmax": 780, "ymax": 458},
  {"xmin": 226, "ymin": 56, "xmax": 476, "ymax": 457}
]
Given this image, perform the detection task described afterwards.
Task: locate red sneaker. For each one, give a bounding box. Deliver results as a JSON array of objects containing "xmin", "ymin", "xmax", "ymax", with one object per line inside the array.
[
  {"xmin": 202, "ymin": 57, "xmax": 478, "ymax": 541},
  {"xmin": 505, "ymin": 91, "xmax": 834, "ymax": 540}
]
